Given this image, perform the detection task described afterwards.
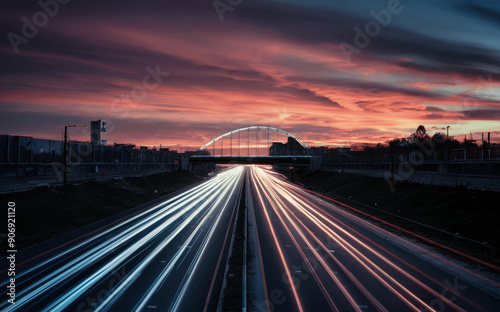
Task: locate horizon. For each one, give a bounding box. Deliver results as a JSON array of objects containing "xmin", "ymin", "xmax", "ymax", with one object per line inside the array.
[{"xmin": 2, "ymin": 125, "xmax": 498, "ymax": 151}]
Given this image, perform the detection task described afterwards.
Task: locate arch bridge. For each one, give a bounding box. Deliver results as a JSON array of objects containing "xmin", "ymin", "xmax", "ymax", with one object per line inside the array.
[{"xmin": 190, "ymin": 126, "xmax": 312, "ymax": 165}]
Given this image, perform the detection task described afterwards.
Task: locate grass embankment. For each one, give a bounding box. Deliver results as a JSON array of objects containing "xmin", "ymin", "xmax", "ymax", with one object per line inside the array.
[
  {"xmin": 302, "ymin": 170, "xmax": 500, "ymax": 265},
  {"xmin": 0, "ymin": 171, "xmax": 203, "ymax": 252}
]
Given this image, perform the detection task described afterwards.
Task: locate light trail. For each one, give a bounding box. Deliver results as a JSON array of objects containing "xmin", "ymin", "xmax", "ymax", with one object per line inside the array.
[
  {"xmin": 0, "ymin": 166, "xmax": 245, "ymax": 312},
  {"xmin": 251, "ymin": 167, "xmax": 364, "ymax": 312},
  {"xmin": 2, "ymin": 165, "xmax": 498, "ymax": 311},
  {"xmin": 251, "ymin": 168, "xmax": 305, "ymax": 312},
  {"xmin": 270, "ymin": 181, "xmax": 443, "ymax": 311},
  {"xmin": 303, "ymin": 187, "xmax": 500, "ymax": 280},
  {"xmin": 264, "ymin": 176, "xmax": 492, "ymax": 311},
  {"xmin": 247, "ymin": 166, "xmax": 497, "ymax": 312}
]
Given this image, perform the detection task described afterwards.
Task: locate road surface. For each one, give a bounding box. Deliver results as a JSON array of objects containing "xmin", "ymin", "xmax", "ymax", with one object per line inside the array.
[
  {"xmin": 247, "ymin": 166, "xmax": 500, "ymax": 311},
  {"xmin": 1, "ymin": 165, "xmax": 499, "ymax": 311},
  {"xmin": 1, "ymin": 166, "xmax": 245, "ymax": 311}
]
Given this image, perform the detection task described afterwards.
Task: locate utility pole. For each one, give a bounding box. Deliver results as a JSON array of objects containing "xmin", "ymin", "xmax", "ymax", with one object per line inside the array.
[
  {"xmin": 63, "ymin": 124, "xmax": 86, "ymax": 194},
  {"xmin": 446, "ymin": 126, "xmax": 450, "ymax": 162}
]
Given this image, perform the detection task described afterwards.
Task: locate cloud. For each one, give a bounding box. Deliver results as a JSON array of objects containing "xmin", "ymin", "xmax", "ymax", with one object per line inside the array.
[
  {"xmin": 1, "ymin": 0, "xmax": 499, "ymax": 147},
  {"xmin": 460, "ymin": 109, "xmax": 500, "ymax": 121}
]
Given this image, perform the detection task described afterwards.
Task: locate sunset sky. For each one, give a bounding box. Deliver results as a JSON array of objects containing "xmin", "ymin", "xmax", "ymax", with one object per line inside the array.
[{"xmin": 1, "ymin": 0, "xmax": 499, "ymax": 149}]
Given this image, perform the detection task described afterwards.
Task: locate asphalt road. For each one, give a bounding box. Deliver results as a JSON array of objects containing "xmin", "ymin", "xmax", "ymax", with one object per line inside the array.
[
  {"xmin": 2, "ymin": 165, "xmax": 499, "ymax": 311},
  {"xmin": 247, "ymin": 165, "xmax": 500, "ymax": 312},
  {"xmin": 0, "ymin": 166, "xmax": 245, "ymax": 312}
]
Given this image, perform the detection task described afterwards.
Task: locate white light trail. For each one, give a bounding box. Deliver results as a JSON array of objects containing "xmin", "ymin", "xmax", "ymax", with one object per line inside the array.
[
  {"xmin": 0, "ymin": 166, "xmax": 245, "ymax": 312},
  {"xmin": 248, "ymin": 166, "xmax": 470, "ymax": 312}
]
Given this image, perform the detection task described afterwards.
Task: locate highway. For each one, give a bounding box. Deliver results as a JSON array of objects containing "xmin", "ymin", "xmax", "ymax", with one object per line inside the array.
[
  {"xmin": 1, "ymin": 165, "xmax": 500, "ymax": 311},
  {"xmin": 1, "ymin": 166, "xmax": 245, "ymax": 312},
  {"xmin": 247, "ymin": 166, "xmax": 500, "ymax": 311}
]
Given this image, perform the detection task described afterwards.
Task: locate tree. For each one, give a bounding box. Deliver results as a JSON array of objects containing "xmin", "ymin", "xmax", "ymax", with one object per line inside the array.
[
  {"xmin": 388, "ymin": 137, "xmax": 409, "ymax": 149},
  {"xmin": 431, "ymin": 132, "xmax": 446, "ymax": 144},
  {"xmin": 388, "ymin": 138, "xmax": 401, "ymax": 148},
  {"xmin": 462, "ymin": 138, "xmax": 478, "ymax": 148},
  {"xmin": 409, "ymin": 125, "xmax": 430, "ymax": 143}
]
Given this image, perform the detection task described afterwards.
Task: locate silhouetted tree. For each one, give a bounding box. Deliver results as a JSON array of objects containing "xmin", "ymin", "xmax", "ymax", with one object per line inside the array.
[
  {"xmin": 409, "ymin": 125, "xmax": 430, "ymax": 143},
  {"xmin": 462, "ymin": 138, "xmax": 478, "ymax": 148},
  {"xmin": 388, "ymin": 138, "xmax": 401, "ymax": 148},
  {"xmin": 448, "ymin": 138, "xmax": 462, "ymax": 149},
  {"xmin": 388, "ymin": 137, "xmax": 408, "ymax": 148},
  {"xmin": 431, "ymin": 132, "xmax": 446, "ymax": 145}
]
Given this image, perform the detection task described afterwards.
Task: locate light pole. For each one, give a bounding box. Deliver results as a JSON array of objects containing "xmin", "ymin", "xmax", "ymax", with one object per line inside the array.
[
  {"xmin": 446, "ymin": 126, "xmax": 450, "ymax": 162},
  {"xmin": 63, "ymin": 124, "xmax": 85, "ymax": 194}
]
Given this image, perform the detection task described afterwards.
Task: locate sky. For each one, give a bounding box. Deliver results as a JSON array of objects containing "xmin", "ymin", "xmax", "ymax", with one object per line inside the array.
[{"xmin": 1, "ymin": 0, "xmax": 499, "ymax": 149}]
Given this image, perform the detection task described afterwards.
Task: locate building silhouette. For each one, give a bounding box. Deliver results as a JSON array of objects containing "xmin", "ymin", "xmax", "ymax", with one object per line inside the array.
[
  {"xmin": 269, "ymin": 137, "xmax": 305, "ymax": 156},
  {"xmin": 91, "ymin": 120, "xmax": 107, "ymax": 145}
]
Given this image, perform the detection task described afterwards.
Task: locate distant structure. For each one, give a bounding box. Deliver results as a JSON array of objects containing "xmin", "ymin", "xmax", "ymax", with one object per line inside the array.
[
  {"xmin": 269, "ymin": 142, "xmax": 286, "ymax": 156},
  {"xmin": 90, "ymin": 120, "xmax": 107, "ymax": 145},
  {"xmin": 269, "ymin": 137, "xmax": 305, "ymax": 156}
]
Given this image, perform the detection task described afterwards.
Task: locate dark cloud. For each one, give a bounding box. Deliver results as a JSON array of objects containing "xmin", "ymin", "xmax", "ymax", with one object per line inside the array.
[
  {"xmin": 426, "ymin": 113, "xmax": 445, "ymax": 119},
  {"xmin": 461, "ymin": 109, "xmax": 500, "ymax": 121},
  {"xmin": 425, "ymin": 106, "xmax": 448, "ymax": 112},
  {"xmin": 286, "ymin": 75, "xmax": 448, "ymax": 99},
  {"xmin": 462, "ymin": 3, "xmax": 500, "ymax": 27}
]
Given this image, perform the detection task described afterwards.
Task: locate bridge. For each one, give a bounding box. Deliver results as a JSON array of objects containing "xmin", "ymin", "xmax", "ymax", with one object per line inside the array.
[
  {"xmin": 199, "ymin": 126, "xmax": 307, "ymax": 156},
  {"xmin": 189, "ymin": 155, "xmax": 312, "ymax": 165},
  {"xmin": 188, "ymin": 126, "xmax": 318, "ymax": 171}
]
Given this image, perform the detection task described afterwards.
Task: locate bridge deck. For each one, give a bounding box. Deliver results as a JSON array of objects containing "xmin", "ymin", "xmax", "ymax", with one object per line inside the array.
[{"xmin": 189, "ymin": 155, "xmax": 312, "ymax": 165}]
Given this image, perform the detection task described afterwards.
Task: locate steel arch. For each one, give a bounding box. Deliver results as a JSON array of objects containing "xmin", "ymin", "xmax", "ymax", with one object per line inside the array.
[{"xmin": 200, "ymin": 126, "xmax": 307, "ymax": 150}]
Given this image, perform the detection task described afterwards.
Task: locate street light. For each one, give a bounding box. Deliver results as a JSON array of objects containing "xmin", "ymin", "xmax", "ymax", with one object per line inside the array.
[
  {"xmin": 63, "ymin": 124, "xmax": 86, "ymax": 194},
  {"xmin": 446, "ymin": 126, "xmax": 450, "ymax": 162}
]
